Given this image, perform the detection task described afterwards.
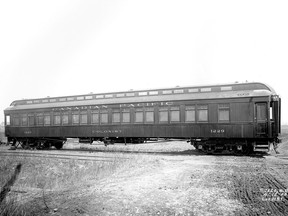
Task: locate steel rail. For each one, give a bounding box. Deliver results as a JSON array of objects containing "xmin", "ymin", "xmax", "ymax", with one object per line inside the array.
[{"xmin": 0, "ymin": 151, "xmax": 129, "ymax": 162}]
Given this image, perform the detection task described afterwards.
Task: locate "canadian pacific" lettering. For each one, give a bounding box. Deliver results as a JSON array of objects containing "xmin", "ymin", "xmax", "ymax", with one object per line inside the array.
[{"xmin": 52, "ymin": 102, "xmax": 174, "ymax": 111}]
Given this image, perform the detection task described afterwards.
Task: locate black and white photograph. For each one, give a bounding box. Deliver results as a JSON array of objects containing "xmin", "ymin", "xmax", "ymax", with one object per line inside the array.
[{"xmin": 0, "ymin": 0, "xmax": 288, "ymax": 215}]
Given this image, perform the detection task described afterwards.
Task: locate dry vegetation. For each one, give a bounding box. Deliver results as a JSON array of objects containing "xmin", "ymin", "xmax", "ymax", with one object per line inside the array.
[
  {"xmin": 0, "ymin": 125, "xmax": 6, "ymax": 144},
  {"xmin": 0, "ymin": 151, "xmax": 144, "ymax": 215},
  {"xmin": 278, "ymin": 125, "xmax": 288, "ymax": 155}
]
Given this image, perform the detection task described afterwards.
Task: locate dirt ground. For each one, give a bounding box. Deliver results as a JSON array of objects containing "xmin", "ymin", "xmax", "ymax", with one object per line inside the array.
[
  {"xmin": 1, "ymin": 130, "xmax": 288, "ymax": 216},
  {"xmin": 13, "ymin": 141, "xmax": 285, "ymax": 216}
]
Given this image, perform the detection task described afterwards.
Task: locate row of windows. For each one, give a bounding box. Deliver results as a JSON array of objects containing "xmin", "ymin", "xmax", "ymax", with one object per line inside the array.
[
  {"xmin": 8, "ymin": 104, "xmax": 230, "ymax": 126},
  {"xmin": 15, "ymin": 86, "xmax": 233, "ymax": 106}
]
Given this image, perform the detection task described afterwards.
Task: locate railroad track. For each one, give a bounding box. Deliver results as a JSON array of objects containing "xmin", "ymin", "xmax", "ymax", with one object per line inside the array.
[
  {"xmin": 0, "ymin": 149, "xmax": 130, "ymax": 162},
  {"xmin": 275, "ymin": 155, "xmax": 288, "ymax": 160}
]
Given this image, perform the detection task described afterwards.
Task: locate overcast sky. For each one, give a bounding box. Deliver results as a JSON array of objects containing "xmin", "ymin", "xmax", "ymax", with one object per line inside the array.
[{"xmin": 0, "ymin": 0, "xmax": 287, "ymax": 124}]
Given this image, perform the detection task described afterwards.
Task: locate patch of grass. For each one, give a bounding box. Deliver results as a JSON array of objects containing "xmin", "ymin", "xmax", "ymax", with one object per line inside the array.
[
  {"xmin": 278, "ymin": 125, "xmax": 288, "ymax": 155},
  {"xmin": 77, "ymin": 139, "xmax": 191, "ymax": 153},
  {"xmin": 0, "ymin": 152, "xmax": 142, "ymax": 215}
]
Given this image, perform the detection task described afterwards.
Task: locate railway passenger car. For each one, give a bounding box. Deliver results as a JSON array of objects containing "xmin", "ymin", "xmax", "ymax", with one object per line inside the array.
[{"xmin": 4, "ymin": 82, "xmax": 281, "ymax": 154}]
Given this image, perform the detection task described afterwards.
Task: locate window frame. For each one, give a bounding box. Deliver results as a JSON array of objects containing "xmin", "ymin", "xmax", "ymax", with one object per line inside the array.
[
  {"xmin": 145, "ymin": 107, "xmax": 154, "ymax": 123},
  {"xmin": 72, "ymin": 111, "xmax": 80, "ymax": 125},
  {"xmin": 28, "ymin": 114, "xmax": 35, "ymax": 126},
  {"xmin": 121, "ymin": 108, "xmax": 131, "ymax": 124},
  {"xmin": 112, "ymin": 109, "xmax": 121, "ymax": 124},
  {"xmin": 100, "ymin": 109, "xmax": 108, "ymax": 124},
  {"xmin": 170, "ymin": 106, "xmax": 180, "ymax": 123},
  {"xmin": 91, "ymin": 110, "xmax": 100, "ymax": 124},
  {"xmin": 21, "ymin": 114, "xmax": 28, "ymax": 126},
  {"xmin": 13, "ymin": 115, "xmax": 20, "ymax": 126},
  {"xmin": 185, "ymin": 105, "xmax": 196, "ymax": 123},
  {"xmin": 218, "ymin": 103, "xmax": 230, "ymax": 122},
  {"xmin": 53, "ymin": 112, "xmax": 61, "ymax": 125},
  {"xmin": 62, "ymin": 112, "xmax": 69, "ymax": 125},
  {"xmin": 80, "ymin": 111, "xmax": 88, "ymax": 125},
  {"xmin": 5, "ymin": 115, "xmax": 11, "ymax": 126},
  {"xmin": 159, "ymin": 107, "xmax": 169, "ymax": 123},
  {"xmin": 135, "ymin": 108, "xmax": 144, "ymax": 123},
  {"xmin": 197, "ymin": 105, "xmax": 208, "ymax": 122},
  {"xmin": 44, "ymin": 113, "xmax": 51, "ymax": 126},
  {"xmin": 36, "ymin": 113, "xmax": 44, "ymax": 126}
]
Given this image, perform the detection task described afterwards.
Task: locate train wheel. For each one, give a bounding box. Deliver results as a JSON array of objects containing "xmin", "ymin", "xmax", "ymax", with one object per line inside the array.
[
  {"xmin": 244, "ymin": 144, "xmax": 253, "ymax": 155},
  {"xmin": 233, "ymin": 146, "xmax": 245, "ymax": 156},
  {"xmin": 21, "ymin": 140, "xmax": 30, "ymax": 149},
  {"xmin": 54, "ymin": 142, "xmax": 63, "ymax": 150},
  {"xmin": 36, "ymin": 141, "xmax": 51, "ymax": 150},
  {"xmin": 205, "ymin": 145, "xmax": 217, "ymax": 154}
]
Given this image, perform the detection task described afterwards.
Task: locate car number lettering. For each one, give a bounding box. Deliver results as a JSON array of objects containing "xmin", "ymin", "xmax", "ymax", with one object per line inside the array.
[{"xmin": 210, "ymin": 129, "xmax": 225, "ymax": 134}]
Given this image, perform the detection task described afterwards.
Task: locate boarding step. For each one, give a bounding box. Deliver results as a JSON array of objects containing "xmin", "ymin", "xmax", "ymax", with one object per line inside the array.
[{"xmin": 253, "ymin": 142, "xmax": 270, "ymax": 152}]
